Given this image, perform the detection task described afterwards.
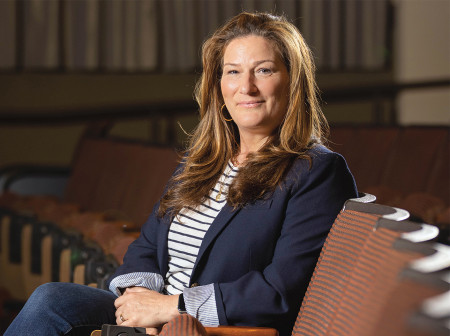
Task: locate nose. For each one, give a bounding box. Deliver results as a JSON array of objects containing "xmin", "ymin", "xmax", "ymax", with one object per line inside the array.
[{"xmin": 239, "ymin": 72, "xmax": 257, "ymax": 94}]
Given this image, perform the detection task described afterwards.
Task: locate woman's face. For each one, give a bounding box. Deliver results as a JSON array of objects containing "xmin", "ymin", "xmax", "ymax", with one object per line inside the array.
[{"xmin": 220, "ymin": 35, "xmax": 290, "ymax": 142}]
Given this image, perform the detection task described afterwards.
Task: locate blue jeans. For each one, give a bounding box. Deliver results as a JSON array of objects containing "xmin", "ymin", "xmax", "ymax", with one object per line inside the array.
[{"xmin": 4, "ymin": 282, "xmax": 117, "ymax": 336}]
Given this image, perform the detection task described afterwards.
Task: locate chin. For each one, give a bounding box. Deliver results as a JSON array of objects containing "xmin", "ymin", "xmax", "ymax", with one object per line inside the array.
[{"xmin": 236, "ymin": 119, "xmax": 265, "ymax": 129}]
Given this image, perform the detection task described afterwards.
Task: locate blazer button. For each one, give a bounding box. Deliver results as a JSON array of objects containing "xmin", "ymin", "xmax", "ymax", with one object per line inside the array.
[{"xmin": 190, "ymin": 283, "xmax": 199, "ymax": 288}]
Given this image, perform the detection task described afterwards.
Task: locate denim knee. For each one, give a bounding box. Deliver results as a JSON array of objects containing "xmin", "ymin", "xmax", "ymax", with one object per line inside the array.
[
  {"xmin": 29, "ymin": 282, "xmax": 70, "ymax": 309},
  {"xmin": 5, "ymin": 282, "xmax": 116, "ymax": 336}
]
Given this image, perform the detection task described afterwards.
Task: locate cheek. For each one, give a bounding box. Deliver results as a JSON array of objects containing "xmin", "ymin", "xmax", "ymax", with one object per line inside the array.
[
  {"xmin": 221, "ymin": 79, "xmax": 237, "ymax": 99},
  {"xmin": 220, "ymin": 80, "xmax": 228, "ymax": 97},
  {"xmin": 273, "ymin": 82, "xmax": 290, "ymax": 108}
]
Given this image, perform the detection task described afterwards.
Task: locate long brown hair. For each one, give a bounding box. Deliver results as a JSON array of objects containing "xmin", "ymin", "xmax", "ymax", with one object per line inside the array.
[{"xmin": 158, "ymin": 12, "xmax": 328, "ymax": 217}]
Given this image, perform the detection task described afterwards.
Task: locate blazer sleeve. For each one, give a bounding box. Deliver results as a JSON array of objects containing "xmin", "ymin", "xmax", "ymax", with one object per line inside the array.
[{"xmin": 214, "ymin": 150, "xmax": 357, "ymax": 333}]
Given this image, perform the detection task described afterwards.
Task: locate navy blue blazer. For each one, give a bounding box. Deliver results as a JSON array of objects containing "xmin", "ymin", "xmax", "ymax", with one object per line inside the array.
[{"xmin": 108, "ymin": 145, "xmax": 357, "ymax": 336}]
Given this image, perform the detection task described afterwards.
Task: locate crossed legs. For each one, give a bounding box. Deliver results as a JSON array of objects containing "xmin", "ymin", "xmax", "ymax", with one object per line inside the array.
[{"xmin": 4, "ymin": 282, "xmax": 208, "ymax": 336}]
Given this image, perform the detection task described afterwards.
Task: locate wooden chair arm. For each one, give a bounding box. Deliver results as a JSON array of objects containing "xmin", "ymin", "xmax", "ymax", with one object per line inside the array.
[
  {"xmin": 204, "ymin": 326, "xmax": 278, "ymax": 336},
  {"xmin": 90, "ymin": 326, "xmax": 279, "ymax": 336}
]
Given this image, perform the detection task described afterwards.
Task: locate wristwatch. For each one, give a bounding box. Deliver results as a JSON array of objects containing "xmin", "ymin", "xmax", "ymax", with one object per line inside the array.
[{"xmin": 178, "ymin": 293, "xmax": 187, "ymax": 314}]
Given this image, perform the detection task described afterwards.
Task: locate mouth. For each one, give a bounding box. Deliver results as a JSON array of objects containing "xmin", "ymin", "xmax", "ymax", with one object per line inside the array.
[{"xmin": 237, "ymin": 100, "xmax": 264, "ymax": 108}]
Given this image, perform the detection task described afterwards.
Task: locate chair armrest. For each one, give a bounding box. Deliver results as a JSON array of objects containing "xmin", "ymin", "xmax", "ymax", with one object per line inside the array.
[
  {"xmin": 90, "ymin": 325, "xmax": 279, "ymax": 336},
  {"xmin": 204, "ymin": 326, "xmax": 279, "ymax": 336}
]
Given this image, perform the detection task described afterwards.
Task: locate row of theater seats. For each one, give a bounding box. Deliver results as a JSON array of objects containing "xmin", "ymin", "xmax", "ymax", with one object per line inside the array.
[
  {"xmin": 0, "ymin": 136, "xmax": 180, "ymax": 331},
  {"xmin": 0, "ymin": 199, "xmax": 135, "ymax": 295},
  {"xmin": 328, "ymin": 125, "xmax": 449, "ymax": 234},
  {"xmin": 0, "ymin": 138, "xmax": 178, "ymax": 292},
  {"xmin": 292, "ymin": 196, "xmax": 449, "ymax": 336}
]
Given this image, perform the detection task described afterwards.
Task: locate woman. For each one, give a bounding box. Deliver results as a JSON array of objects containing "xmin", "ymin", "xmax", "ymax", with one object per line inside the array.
[{"xmin": 5, "ymin": 12, "xmax": 357, "ymax": 336}]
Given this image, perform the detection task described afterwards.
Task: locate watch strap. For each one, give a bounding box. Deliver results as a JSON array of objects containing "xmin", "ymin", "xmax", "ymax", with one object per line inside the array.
[{"xmin": 178, "ymin": 293, "xmax": 187, "ymax": 314}]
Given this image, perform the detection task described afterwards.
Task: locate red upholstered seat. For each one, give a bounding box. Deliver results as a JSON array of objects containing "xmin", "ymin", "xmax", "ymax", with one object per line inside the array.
[
  {"xmin": 292, "ymin": 201, "xmax": 401, "ymax": 335},
  {"xmin": 327, "ymin": 219, "xmax": 438, "ymax": 336}
]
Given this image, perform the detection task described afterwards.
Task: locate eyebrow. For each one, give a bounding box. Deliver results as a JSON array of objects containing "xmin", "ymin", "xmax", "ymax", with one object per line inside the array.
[{"xmin": 223, "ymin": 59, "xmax": 276, "ymax": 67}]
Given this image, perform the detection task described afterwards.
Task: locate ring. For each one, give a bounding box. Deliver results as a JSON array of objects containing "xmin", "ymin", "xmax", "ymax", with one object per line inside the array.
[{"xmin": 120, "ymin": 314, "xmax": 125, "ymax": 322}]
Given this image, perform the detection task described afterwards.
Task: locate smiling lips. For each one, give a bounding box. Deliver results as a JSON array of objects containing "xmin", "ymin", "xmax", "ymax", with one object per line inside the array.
[{"xmin": 237, "ymin": 100, "xmax": 264, "ymax": 108}]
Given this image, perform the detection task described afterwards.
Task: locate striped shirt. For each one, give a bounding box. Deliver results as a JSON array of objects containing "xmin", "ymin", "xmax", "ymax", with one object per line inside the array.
[{"xmin": 165, "ymin": 161, "xmax": 238, "ymax": 294}]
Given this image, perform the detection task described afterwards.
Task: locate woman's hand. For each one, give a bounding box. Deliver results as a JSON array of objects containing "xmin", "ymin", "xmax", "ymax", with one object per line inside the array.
[{"xmin": 114, "ymin": 287, "xmax": 179, "ymax": 332}]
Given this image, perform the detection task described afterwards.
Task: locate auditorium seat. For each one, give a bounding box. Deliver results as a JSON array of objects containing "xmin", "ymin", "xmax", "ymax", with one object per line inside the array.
[
  {"xmin": 20, "ymin": 221, "xmax": 53, "ymax": 297},
  {"xmin": 370, "ymin": 243, "xmax": 450, "ymax": 336},
  {"xmin": 328, "ymin": 126, "xmax": 357, "ymax": 162},
  {"xmin": 397, "ymin": 192, "xmax": 446, "ymax": 224},
  {"xmin": 328, "ymin": 125, "xmax": 450, "ymax": 226},
  {"xmin": 326, "ymin": 219, "xmax": 439, "ymax": 336},
  {"xmin": 380, "ymin": 127, "xmax": 448, "ymax": 196},
  {"xmin": 0, "ymin": 136, "xmax": 179, "ymax": 308},
  {"xmin": 0, "ymin": 213, "xmax": 31, "ymax": 301},
  {"xmin": 330, "ymin": 126, "xmax": 399, "ymax": 190},
  {"xmin": 291, "ymin": 200, "xmax": 408, "ymax": 336},
  {"xmin": 407, "ymin": 277, "xmax": 450, "ymax": 336},
  {"xmin": 426, "ymin": 131, "xmax": 450, "ymax": 205},
  {"xmin": 108, "ymin": 232, "xmax": 140, "ymax": 264},
  {"xmin": 63, "ymin": 137, "xmax": 179, "ymax": 225},
  {"xmin": 363, "ymin": 184, "xmax": 403, "ymax": 206}
]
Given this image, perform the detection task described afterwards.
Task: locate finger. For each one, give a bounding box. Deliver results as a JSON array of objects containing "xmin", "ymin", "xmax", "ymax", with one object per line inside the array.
[
  {"xmin": 115, "ymin": 310, "xmax": 123, "ymax": 325},
  {"xmin": 115, "ymin": 307, "xmax": 130, "ymax": 325},
  {"xmin": 120, "ymin": 319, "xmax": 138, "ymax": 327},
  {"xmin": 116, "ymin": 313, "xmax": 125, "ymax": 326},
  {"xmin": 114, "ymin": 296, "xmax": 125, "ymax": 309}
]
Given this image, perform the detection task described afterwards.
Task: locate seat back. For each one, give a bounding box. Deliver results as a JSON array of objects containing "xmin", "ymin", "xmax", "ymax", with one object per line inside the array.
[
  {"xmin": 329, "ymin": 126, "xmax": 400, "ymax": 190},
  {"xmin": 292, "ymin": 198, "xmax": 406, "ymax": 335},
  {"xmin": 328, "ymin": 126, "xmax": 450, "ymax": 217},
  {"xmin": 380, "ymin": 127, "xmax": 448, "ymax": 197},
  {"xmin": 370, "ymin": 244, "xmax": 450, "ymax": 336},
  {"xmin": 327, "ymin": 219, "xmax": 439, "ymax": 336},
  {"xmin": 64, "ymin": 137, "xmax": 179, "ymax": 226}
]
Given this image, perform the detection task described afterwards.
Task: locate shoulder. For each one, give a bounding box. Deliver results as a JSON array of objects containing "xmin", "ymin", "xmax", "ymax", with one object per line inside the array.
[
  {"xmin": 290, "ymin": 144, "xmax": 349, "ymax": 175},
  {"xmin": 285, "ymin": 144, "xmax": 356, "ymax": 190}
]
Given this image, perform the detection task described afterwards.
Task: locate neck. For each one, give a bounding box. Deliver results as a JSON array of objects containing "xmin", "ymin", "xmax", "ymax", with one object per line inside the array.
[
  {"xmin": 232, "ymin": 153, "xmax": 247, "ymax": 166},
  {"xmin": 235, "ymin": 133, "xmax": 271, "ymax": 166}
]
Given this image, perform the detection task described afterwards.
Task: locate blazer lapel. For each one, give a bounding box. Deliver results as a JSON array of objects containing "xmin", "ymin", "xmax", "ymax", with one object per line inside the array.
[
  {"xmin": 191, "ymin": 204, "xmax": 241, "ymax": 278},
  {"xmin": 157, "ymin": 215, "xmax": 171, "ymax": 277}
]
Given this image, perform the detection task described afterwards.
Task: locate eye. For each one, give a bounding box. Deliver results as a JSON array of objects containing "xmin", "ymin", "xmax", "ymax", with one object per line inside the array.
[
  {"xmin": 222, "ymin": 66, "xmax": 239, "ymax": 75},
  {"xmin": 257, "ymin": 67, "xmax": 273, "ymax": 75}
]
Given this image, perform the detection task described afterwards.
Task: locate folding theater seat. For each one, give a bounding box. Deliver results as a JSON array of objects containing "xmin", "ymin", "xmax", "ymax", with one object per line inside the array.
[
  {"xmin": 329, "ymin": 126, "xmax": 400, "ymax": 192},
  {"xmin": 370, "ymin": 243, "xmax": 450, "ymax": 336},
  {"xmin": 397, "ymin": 192, "xmax": 446, "ymax": 224},
  {"xmin": 20, "ymin": 220, "xmax": 54, "ymax": 297},
  {"xmin": 407, "ymin": 274, "xmax": 450, "ymax": 336},
  {"xmin": 291, "ymin": 199, "xmax": 408, "ymax": 336},
  {"xmin": 380, "ymin": 127, "xmax": 449, "ymax": 203},
  {"xmin": 0, "ymin": 212, "xmax": 34, "ymax": 301},
  {"xmin": 326, "ymin": 218, "xmax": 440, "ymax": 336}
]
